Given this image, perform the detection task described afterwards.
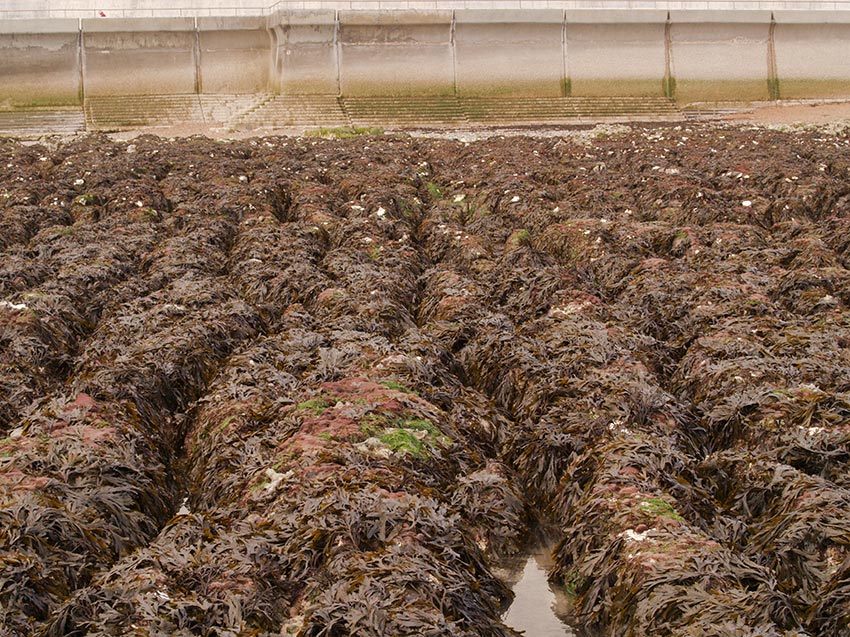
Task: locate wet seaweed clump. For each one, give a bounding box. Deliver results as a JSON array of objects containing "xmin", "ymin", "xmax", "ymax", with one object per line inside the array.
[{"xmin": 0, "ymin": 126, "xmax": 849, "ymax": 636}]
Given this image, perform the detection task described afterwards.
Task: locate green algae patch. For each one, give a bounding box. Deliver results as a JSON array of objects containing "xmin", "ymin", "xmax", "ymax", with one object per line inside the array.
[
  {"xmin": 506, "ymin": 228, "xmax": 532, "ymax": 251},
  {"xmin": 360, "ymin": 415, "xmax": 452, "ymax": 458},
  {"xmin": 296, "ymin": 397, "xmax": 332, "ymax": 415},
  {"xmin": 640, "ymin": 498, "xmax": 685, "ymax": 522},
  {"xmin": 380, "ymin": 380, "xmax": 417, "ymax": 395},
  {"xmin": 425, "ymin": 181, "xmax": 443, "ymax": 199},
  {"xmin": 305, "ymin": 126, "xmax": 384, "ymax": 139},
  {"xmin": 378, "ymin": 428, "xmax": 425, "ymax": 456}
]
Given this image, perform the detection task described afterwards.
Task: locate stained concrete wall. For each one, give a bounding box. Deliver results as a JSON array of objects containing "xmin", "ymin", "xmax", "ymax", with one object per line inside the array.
[
  {"xmin": 83, "ymin": 18, "xmax": 197, "ymax": 96},
  {"xmin": 338, "ymin": 10, "xmax": 453, "ymax": 96},
  {"xmin": 0, "ymin": 19, "xmax": 81, "ymax": 107},
  {"xmin": 5, "ymin": 10, "xmax": 850, "ymax": 107},
  {"xmin": 773, "ymin": 11, "xmax": 850, "ymax": 99},
  {"xmin": 669, "ymin": 10, "xmax": 773, "ymax": 102},
  {"xmin": 271, "ymin": 11, "xmax": 338, "ymax": 94},
  {"xmin": 455, "ymin": 10, "xmax": 565, "ymax": 96},
  {"xmin": 198, "ymin": 16, "xmax": 270, "ymax": 93},
  {"xmin": 565, "ymin": 10, "xmax": 667, "ymax": 97}
]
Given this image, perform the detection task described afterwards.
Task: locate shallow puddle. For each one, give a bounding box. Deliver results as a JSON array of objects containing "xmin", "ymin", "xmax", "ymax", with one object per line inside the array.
[{"xmin": 502, "ymin": 545, "xmax": 576, "ymax": 637}]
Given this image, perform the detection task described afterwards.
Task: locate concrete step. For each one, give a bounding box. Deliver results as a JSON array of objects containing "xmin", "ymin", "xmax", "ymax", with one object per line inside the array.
[
  {"xmin": 79, "ymin": 94, "xmax": 681, "ymax": 131},
  {"xmin": 234, "ymin": 95, "xmax": 349, "ymax": 128},
  {"xmin": 462, "ymin": 96, "xmax": 679, "ymax": 123},
  {"xmin": 199, "ymin": 94, "xmax": 271, "ymax": 124},
  {"xmin": 681, "ymin": 102, "xmax": 753, "ymax": 120},
  {"xmin": 86, "ymin": 95, "xmax": 205, "ymax": 129},
  {"xmin": 682, "ymin": 110, "xmax": 742, "ymax": 120},
  {"xmin": 0, "ymin": 107, "xmax": 85, "ymax": 136},
  {"xmin": 344, "ymin": 96, "xmax": 467, "ymax": 127}
]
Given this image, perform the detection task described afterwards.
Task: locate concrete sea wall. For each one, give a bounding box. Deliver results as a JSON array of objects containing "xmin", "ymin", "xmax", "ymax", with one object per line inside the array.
[
  {"xmin": 0, "ymin": 15, "xmax": 271, "ymax": 106},
  {"xmin": 2, "ymin": 9, "xmax": 850, "ymax": 107},
  {"xmin": 0, "ymin": 19, "xmax": 82, "ymax": 108},
  {"xmin": 271, "ymin": 10, "xmax": 338, "ymax": 95},
  {"xmin": 338, "ymin": 11, "xmax": 455, "ymax": 96},
  {"xmin": 198, "ymin": 16, "xmax": 270, "ymax": 94},
  {"xmin": 669, "ymin": 10, "xmax": 774, "ymax": 102},
  {"xmin": 773, "ymin": 10, "xmax": 850, "ymax": 99},
  {"xmin": 455, "ymin": 10, "xmax": 565, "ymax": 96},
  {"xmin": 82, "ymin": 18, "xmax": 197, "ymax": 96},
  {"xmin": 564, "ymin": 10, "xmax": 668, "ymax": 97}
]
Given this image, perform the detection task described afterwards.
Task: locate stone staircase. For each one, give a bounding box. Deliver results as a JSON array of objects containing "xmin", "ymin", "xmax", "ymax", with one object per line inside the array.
[
  {"xmin": 233, "ymin": 95, "xmax": 349, "ymax": 129},
  {"xmin": 462, "ymin": 96, "xmax": 679, "ymax": 124},
  {"xmin": 344, "ymin": 96, "xmax": 468, "ymax": 127},
  {"xmin": 85, "ymin": 95, "xmax": 205, "ymax": 129},
  {"xmin": 199, "ymin": 94, "xmax": 270, "ymax": 125},
  {"xmin": 0, "ymin": 94, "xmax": 682, "ymax": 136},
  {"xmin": 0, "ymin": 107, "xmax": 86, "ymax": 136},
  {"xmin": 85, "ymin": 94, "xmax": 269, "ymax": 130}
]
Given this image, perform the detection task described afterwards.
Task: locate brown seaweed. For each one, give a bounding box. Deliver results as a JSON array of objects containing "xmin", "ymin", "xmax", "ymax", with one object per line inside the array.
[{"xmin": 0, "ymin": 126, "xmax": 847, "ymax": 636}]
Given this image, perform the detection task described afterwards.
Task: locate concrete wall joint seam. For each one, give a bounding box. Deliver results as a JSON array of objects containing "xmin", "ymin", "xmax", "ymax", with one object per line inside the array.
[
  {"xmin": 450, "ymin": 10, "xmax": 458, "ymax": 96},
  {"xmin": 334, "ymin": 10, "xmax": 342, "ymax": 96},
  {"xmin": 193, "ymin": 17, "xmax": 202, "ymax": 94},
  {"xmin": 767, "ymin": 14, "xmax": 779, "ymax": 100},
  {"xmin": 561, "ymin": 9, "xmax": 568, "ymax": 97}
]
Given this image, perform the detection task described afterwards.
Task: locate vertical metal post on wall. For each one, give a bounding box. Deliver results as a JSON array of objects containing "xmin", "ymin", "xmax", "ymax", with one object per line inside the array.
[
  {"xmin": 77, "ymin": 18, "xmax": 86, "ymax": 106},
  {"xmin": 561, "ymin": 10, "xmax": 570, "ymax": 97},
  {"xmin": 334, "ymin": 10, "xmax": 342, "ymax": 97},
  {"xmin": 767, "ymin": 13, "xmax": 779, "ymax": 100},
  {"xmin": 663, "ymin": 11, "xmax": 674, "ymax": 99},
  {"xmin": 450, "ymin": 10, "xmax": 458, "ymax": 97},
  {"xmin": 193, "ymin": 16, "xmax": 203, "ymax": 94},
  {"xmin": 267, "ymin": 17, "xmax": 279, "ymax": 95}
]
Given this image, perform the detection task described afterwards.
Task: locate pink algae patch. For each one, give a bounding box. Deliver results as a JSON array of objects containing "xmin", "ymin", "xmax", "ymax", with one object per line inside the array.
[
  {"xmin": 46, "ymin": 393, "xmax": 118, "ymax": 444},
  {"xmin": 299, "ymin": 412, "xmax": 361, "ymax": 440},
  {"xmin": 0, "ymin": 468, "xmax": 50, "ymax": 495},
  {"xmin": 59, "ymin": 424, "xmax": 118, "ymax": 445},
  {"xmin": 318, "ymin": 377, "xmax": 429, "ymax": 413},
  {"xmin": 70, "ymin": 392, "xmax": 97, "ymax": 410},
  {"xmin": 298, "ymin": 462, "xmax": 342, "ymax": 482},
  {"xmin": 319, "ymin": 377, "xmax": 387, "ymax": 400},
  {"xmin": 283, "ymin": 432, "xmax": 333, "ymax": 457}
]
